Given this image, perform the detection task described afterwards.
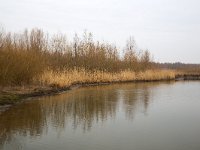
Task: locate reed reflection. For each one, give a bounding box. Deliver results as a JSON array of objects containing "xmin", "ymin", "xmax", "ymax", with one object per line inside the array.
[
  {"xmin": 40, "ymin": 86, "xmax": 119, "ymax": 131},
  {"xmin": 0, "ymin": 82, "xmax": 167, "ymax": 148},
  {"xmin": 118, "ymin": 83, "xmax": 153, "ymax": 120}
]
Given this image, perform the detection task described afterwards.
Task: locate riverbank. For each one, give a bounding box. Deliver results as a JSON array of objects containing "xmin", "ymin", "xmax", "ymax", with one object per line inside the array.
[
  {"xmin": 175, "ymin": 74, "xmax": 200, "ymax": 80},
  {"xmin": 1, "ymin": 70, "xmax": 200, "ymax": 109},
  {"xmin": 0, "ymin": 69, "xmax": 175, "ymax": 106}
]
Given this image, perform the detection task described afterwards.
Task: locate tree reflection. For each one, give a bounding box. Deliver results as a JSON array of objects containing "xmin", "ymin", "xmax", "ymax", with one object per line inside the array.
[
  {"xmin": 121, "ymin": 83, "xmax": 153, "ymax": 120},
  {"xmin": 0, "ymin": 82, "xmax": 169, "ymax": 148}
]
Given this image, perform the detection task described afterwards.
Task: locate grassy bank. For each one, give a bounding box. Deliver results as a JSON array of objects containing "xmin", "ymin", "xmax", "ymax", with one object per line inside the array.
[
  {"xmin": 0, "ymin": 69, "xmax": 176, "ymax": 105},
  {"xmin": 0, "ymin": 92, "xmax": 21, "ymax": 105}
]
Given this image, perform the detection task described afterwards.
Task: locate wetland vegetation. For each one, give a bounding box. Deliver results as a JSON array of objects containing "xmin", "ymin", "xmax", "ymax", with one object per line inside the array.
[{"xmin": 0, "ymin": 28, "xmax": 177, "ymax": 105}]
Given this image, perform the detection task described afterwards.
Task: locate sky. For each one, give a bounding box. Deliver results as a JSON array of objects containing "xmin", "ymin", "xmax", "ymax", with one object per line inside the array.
[{"xmin": 0, "ymin": 0, "xmax": 200, "ymax": 63}]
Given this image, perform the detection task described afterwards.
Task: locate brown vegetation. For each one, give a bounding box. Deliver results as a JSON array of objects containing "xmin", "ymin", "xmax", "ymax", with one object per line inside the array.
[
  {"xmin": 0, "ymin": 28, "xmax": 176, "ymax": 88},
  {"xmin": 37, "ymin": 69, "xmax": 175, "ymax": 87}
]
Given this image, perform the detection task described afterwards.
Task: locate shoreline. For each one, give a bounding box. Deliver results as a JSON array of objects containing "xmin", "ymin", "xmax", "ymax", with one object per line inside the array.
[{"xmin": 0, "ymin": 75, "xmax": 200, "ymax": 112}]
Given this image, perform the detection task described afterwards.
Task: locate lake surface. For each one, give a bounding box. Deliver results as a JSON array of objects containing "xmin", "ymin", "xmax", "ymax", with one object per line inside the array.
[{"xmin": 0, "ymin": 81, "xmax": 200, "ymax": 150}]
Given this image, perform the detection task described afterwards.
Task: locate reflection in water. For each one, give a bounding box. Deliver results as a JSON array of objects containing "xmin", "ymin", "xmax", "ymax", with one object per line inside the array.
[
  {"xmin": 0, "ymin": 83, "xmax": 159, "ymax": 147},
  {"xmin": 40, "ymin": 85, "xmax": 119, "ymax": 131},
  {"xmin": 4, "ymin": 82, "xmax": 198, "ymax": 150},
  {"xmin": 122, "ymin": 86, "xmax": 150, "ymax": 120}
]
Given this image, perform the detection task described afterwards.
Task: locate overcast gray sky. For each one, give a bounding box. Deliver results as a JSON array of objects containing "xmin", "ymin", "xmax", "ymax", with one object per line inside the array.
[{"xmin": 0, "ymin": 0, "xmax": 200, "ymax": 63}]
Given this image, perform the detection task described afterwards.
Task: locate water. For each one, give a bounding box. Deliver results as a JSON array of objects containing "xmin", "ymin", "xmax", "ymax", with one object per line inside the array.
[{"xmin": 0, "ymin": 81, "xmax": 200, "ymax": 150}]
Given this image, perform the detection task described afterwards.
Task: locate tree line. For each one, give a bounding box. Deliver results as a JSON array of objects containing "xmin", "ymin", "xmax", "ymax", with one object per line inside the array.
[{"xmin": 0, "ymin": 28, "xmax": 152, "ymax": 85}]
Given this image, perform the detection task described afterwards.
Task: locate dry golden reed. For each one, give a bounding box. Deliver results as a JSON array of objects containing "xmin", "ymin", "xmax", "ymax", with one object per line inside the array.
[{"xmin": 37, "ymin": 69, "xmax": 176, "ymax": 87}]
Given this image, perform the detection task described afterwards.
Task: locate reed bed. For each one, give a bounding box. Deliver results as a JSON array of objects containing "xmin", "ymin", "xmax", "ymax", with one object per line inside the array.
[
  {"xmin": 136, "ymin": 70, "xmax": 176, "ymax": 81},
  {"xmin": 37, "ymin": 69, "xmax": 176, "ymax": 87}
]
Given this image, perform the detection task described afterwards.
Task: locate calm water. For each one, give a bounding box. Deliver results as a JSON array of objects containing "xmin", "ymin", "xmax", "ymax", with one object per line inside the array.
[{"xmin": 0, "ymin": 81, "xmax": 200, "ymax": 150}]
